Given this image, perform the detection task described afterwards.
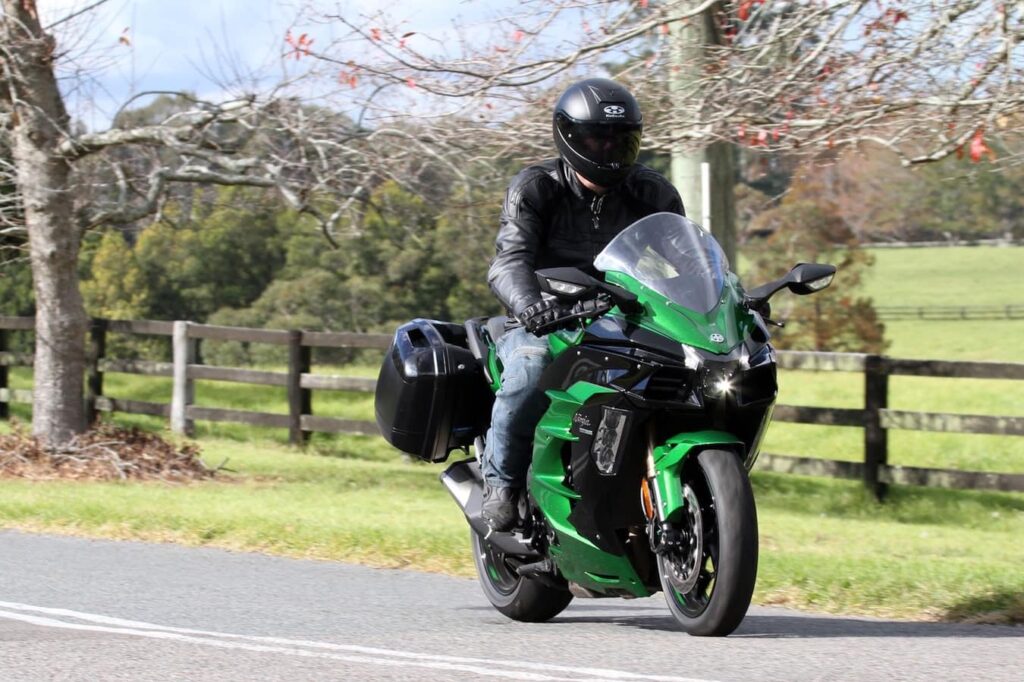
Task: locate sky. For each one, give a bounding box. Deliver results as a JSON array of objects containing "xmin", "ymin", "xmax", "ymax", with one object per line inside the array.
[{"xmin": 43, "ymin": 0, "xmax": 519, "ymax": 130}]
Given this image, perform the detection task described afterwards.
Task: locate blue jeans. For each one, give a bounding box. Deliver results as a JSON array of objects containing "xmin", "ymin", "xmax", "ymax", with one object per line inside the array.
[{"xmin": 481, "ymin": 327, "xmax": 552, "ymax": 488}]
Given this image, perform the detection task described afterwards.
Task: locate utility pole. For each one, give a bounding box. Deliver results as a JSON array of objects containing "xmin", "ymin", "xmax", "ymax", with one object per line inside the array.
[{"xmin": 669, "ymin": 3, "xmax": 737, "ymax": 264}]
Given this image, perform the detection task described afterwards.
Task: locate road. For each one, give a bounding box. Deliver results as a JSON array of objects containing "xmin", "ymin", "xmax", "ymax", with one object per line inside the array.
[{"xmin": 0, "ymin": 530, "xmax": 1019, "ymax": 681}]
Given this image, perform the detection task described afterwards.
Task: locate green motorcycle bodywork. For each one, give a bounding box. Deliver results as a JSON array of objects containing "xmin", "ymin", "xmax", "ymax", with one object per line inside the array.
[{"xmin": 512, "ymin": 273, "xmax": 755, "ymax": 596}]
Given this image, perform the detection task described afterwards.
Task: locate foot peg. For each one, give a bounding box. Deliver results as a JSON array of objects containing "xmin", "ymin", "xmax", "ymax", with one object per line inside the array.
[{"xmin": 516, "ymin": 558, "xmax": 555, "ymax": 578}]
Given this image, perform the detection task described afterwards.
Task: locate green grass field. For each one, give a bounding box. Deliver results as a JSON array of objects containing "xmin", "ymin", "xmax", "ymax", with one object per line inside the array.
[
  {"xmin": 1, "ymin": 245, "xmax": 1023, "ymax": 622},
  {"xmin": 760, "ymin": 245, "xmax": 1024, "ymax": 472},
  {"xmin": 860, "ymin": 246, "xmax": 1024, "ymax": 361}
]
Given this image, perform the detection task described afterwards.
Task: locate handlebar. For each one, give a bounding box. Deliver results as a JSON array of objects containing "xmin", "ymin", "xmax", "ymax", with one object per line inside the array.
[{"xmin": 530, "ymin": 296, "xmax": 615, "ymax": 336}]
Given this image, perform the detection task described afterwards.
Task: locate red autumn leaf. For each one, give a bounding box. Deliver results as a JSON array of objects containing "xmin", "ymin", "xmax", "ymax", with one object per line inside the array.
[
  {"xmin": 737, "ymin": 0, "xmax": 763, "ymax": 21},
  {"xmin": 338, "ymin": 70, "xmax": 358, "ymax": 88},
  {"xmin": 285, "ymin": 31, "xmax": 314, "ymax": 59},
  {"xmin": 969, "ymin": 128, "xmax": 994, "ymax": 163}
]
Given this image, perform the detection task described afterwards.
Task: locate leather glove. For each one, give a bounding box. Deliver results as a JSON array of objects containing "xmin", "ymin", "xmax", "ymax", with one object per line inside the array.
[{"xmin": 518, "ymin": 298, "xmax": 562, "ymax": 335}]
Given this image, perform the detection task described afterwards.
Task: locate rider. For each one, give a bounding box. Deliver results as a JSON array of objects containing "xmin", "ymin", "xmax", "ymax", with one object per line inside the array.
[{"xmin": 481, "ymin": 77, "xmax": 686, "ymax": 530}]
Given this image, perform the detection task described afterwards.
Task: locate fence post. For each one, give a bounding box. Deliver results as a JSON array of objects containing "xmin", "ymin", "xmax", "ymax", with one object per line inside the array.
[
  {"xmin": 85, "ymin": 318, "xmax": 107, "ymax": 425},
  {"xmin": 0, "ymin": 329, "xmax": 8, "ymax": 420},
  {"xmin": 287, "ymin": 330, "xmax": 312, "ymax": 446},
  {"xmin": 864, "ymin": 354, "xmax": 889, "ymax": 501},
  {"xmin": 171, "ymin": 321, "xmax": 196, "ymax": 437}
]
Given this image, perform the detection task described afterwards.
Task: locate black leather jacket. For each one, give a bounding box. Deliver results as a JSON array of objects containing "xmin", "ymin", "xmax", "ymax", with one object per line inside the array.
[{"xmin": 488, "ymin": 158, "xmax": 685, "ymax": 317}]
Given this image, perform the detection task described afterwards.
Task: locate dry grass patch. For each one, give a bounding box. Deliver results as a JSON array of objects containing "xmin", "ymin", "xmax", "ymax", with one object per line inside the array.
[{"xmin": 0, "ymin": 422, "xmax": 219, "ymax": 482}]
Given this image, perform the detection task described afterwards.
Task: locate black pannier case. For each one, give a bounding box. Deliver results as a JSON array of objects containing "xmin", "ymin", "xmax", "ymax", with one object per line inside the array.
[{"xmin": 375, "ymin": 319, "xmax": 493, "ymax": 462}]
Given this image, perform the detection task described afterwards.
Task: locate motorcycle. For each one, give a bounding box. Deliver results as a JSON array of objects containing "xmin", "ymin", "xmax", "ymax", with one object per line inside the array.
[{"xmin": 375, "ymin": 212, "xmax": 835, "ymax": 636}]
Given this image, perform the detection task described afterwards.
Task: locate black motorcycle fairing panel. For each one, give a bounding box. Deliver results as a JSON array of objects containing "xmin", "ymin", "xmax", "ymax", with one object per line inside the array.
[
  {"xmin": 540, "ymin": 344, "xmax": 699, "ymax": 411},
  {"xmin": 584, "ymin": 315, "xmax": 691, "ymax": 361},
  {"xmin": 566, "ymin": 393, "xmax": 647, "ymax": 555},
  {"xmin": 539, "ymin": 345, "xmax": 639, "ymax": 394}
]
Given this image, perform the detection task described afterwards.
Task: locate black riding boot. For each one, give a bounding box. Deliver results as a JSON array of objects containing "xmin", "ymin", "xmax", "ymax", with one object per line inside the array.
[{"xmin": 481, "ymin": 485, "xmax": 519, "ymax": 532}]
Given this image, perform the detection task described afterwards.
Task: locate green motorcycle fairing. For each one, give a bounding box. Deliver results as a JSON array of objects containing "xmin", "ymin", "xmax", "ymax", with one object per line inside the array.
[{"xmin": 500, "ymin": 214, "xmax": 773, "ymax": 597}]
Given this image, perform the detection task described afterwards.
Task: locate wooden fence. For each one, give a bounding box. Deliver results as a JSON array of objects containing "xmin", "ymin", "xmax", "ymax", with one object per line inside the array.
[
  {"xmin": 0, "ymin": 316, "xmax": 391, "ymax": 444},
  {"xmin": 874, "ymin": 304, "xmax": 1024, "ymax": 321},
  {"xmin": 1, "ymin": 316, "xmax": 1022, "ymax": 497},
  {"xmin": 759, "ymin": 351, "xmax": 1024, "ymax": 498}
]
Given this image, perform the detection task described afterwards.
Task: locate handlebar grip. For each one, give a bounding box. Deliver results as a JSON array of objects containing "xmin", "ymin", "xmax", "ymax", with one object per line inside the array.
[{"xmin": 531, "ymin": 298, "xmax": 613, "ymax": 335}]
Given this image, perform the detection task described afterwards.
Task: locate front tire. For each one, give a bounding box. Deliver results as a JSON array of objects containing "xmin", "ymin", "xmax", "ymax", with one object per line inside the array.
[
  {"xmin": 470, "ymin": 530, "xmax": 572, "ymax": 622},
  {"xmin": 657, "ymin": 448, "xmax": 758, "ymax": 636}
]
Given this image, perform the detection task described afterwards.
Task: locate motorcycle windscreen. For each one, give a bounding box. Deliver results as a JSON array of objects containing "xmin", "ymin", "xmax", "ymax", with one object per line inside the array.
[{"xmin": 593, "ymin": 212, "xmax": 729, "ymax": 314}]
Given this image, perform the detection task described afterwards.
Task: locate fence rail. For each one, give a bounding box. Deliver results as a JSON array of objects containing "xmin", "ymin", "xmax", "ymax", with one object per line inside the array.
[
  {"xmin": 874, "ymin": 304, "xmax": 1024, "ymax": 321},
  {"xmin": 0, "ymin": 316, "xmax": 1021, "ymax": 497}
]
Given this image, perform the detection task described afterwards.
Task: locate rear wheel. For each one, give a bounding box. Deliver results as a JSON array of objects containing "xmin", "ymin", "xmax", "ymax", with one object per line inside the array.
[
  {"xmin": 470, "ymin": 531, "xmax": 572, "ymax": 622},
  {"xmin": 657, "ymin": 449, "xmax": 758, "ymax": 636}
]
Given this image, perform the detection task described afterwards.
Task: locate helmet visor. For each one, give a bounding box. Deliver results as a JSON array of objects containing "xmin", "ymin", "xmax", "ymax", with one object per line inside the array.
[{"xmin": 556, "ymin": 117, "xmax": 642, "ymax": 168}]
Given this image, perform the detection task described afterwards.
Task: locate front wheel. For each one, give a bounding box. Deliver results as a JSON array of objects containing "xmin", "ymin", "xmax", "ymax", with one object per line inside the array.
[
  {"xmin": 470, "ymin": 531, "xmax": 573, "ymax": 622},
  {"xmin": 657, "ymin": 448, "xmax": 758, "ymax": 636}
]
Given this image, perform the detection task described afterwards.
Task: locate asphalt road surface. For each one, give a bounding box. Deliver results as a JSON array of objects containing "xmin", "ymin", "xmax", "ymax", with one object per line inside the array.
[{"xmin": 0, "ymin": 530, "xmax": 1020, "ymax": 681}]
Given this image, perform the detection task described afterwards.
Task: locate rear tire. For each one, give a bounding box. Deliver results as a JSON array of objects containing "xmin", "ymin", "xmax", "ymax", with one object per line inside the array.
[
  {"xmin": 657, "ymin": 449, "xmax": 758, "ymax": 636},
  {"xmin": 470, "ymin": 530, "xmax": 573, "ymax": 622}
]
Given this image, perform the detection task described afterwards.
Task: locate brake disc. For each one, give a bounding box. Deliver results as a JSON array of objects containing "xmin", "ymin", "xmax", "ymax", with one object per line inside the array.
[{"xmin": 662, "ymin": 483, "xmax": 703, "ymax": 594}]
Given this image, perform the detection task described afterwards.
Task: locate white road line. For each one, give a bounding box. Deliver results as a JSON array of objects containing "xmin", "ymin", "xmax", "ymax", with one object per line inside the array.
[
  {"xmin": 0, "ymin": 601, "xmax": 716, "ymax": 682},
  {"xmin": 0, "ymin": 609, "xmax": 590, "ymax": 681}
]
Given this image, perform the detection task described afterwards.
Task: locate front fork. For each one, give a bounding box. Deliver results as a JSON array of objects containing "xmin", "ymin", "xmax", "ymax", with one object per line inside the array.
[
  {"xmin": 644, "ymin": 422, "xmax": 743, "ymax": 552},
  {"xmin": 645, "ymin": 424, "xmax": 678, "ymax": 554}
]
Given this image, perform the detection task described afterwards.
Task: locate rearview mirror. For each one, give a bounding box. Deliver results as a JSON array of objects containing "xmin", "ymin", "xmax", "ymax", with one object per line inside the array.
[
  {"xmin": 536, "ymin": 267, "xmax": 643, "ymax": 314},
  {"xmin": 786, "ymin": 262, "xmax": 836, "ymax": 295},
  {"xmin": 536, "ymin": 267, "xmax": 600, "ymax": 300},
  {"xmin": 745, "ymin": 262, "xmax": 836, "ymax": 310}
]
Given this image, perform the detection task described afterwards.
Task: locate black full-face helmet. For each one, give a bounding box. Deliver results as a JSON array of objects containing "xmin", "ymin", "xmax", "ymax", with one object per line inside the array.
[{"xmin": 553, "ymin": 78, "xmax": 643, "ymax": 188}]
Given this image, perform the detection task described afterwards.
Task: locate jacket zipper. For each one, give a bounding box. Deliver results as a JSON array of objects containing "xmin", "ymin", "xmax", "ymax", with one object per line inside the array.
[{"xmin": 590, "ymin": 195, "xmax": 605, "ymax": 231}]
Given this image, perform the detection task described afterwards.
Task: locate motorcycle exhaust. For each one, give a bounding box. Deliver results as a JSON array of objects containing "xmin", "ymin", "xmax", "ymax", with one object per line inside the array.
[{"xmin": 440, "ymin": 459, "xmax": 540, "ymax": 558}]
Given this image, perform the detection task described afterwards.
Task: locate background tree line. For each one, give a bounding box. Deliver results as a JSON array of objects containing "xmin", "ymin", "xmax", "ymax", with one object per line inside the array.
[
  {"xmin": 7, "ymin": 103, "xmax": 1024, "ymax": 362},
  {"xmin": 4, "ymin": 90, "xmax": 1022, "ymax": 365}
]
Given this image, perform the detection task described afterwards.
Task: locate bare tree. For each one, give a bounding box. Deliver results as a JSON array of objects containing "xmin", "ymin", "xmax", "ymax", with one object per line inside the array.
[
  {"xmin": 293, "ymin": 0, "xmax": 1024, "ymax": 169},
  {"xmin": 3, "ymin": 0, "xmax": 1022, "ymax": 444},
  {"xmin": 0, "ymin": 1, "xmax": 480, "ymax": 444}
]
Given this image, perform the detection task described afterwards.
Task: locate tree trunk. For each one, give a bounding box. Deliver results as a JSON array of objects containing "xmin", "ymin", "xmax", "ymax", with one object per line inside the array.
[
  {"xmin": 670, "ymin": 3, "xmax": 737, "ymax": 265},
  {"xmin": 2, "ymin": 1, "xmax": 89, "ymax": 444}
]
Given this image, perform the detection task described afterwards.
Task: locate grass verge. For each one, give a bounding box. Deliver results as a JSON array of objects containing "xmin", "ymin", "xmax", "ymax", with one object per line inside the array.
[{"xmin": 1, "ymin": 435, "xmax": 1021, "ymax": 624}]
